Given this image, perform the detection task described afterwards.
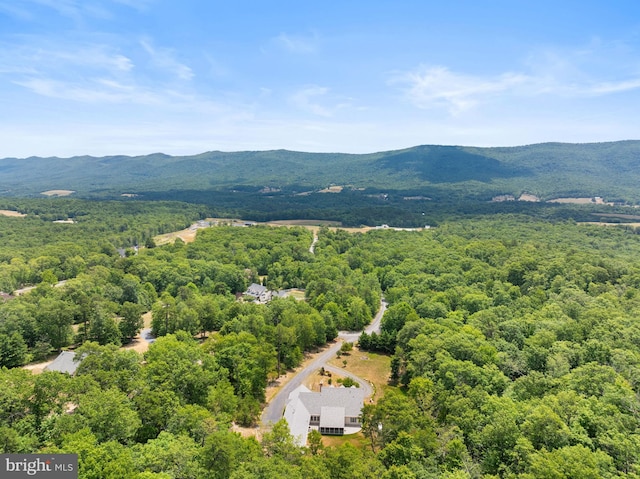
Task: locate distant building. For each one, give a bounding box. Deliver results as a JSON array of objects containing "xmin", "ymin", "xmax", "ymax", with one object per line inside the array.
[
  {"xmin": 243, "ymin": 284, "xmax": 299, "ymax": 304},
  {"xmin": 232, "ymin": 221, "xmax": 257, "ymax": 227},
  {"xmin": 283, "ymin": 385, "xmax": 365, "ymax": 446},
  {"xmin": 44, "ymin": 351, "xmax": 84, "ymax": 375},
  {"xmin": 245, "ymin": 283, "xmax": 270, "ymax": 302}
]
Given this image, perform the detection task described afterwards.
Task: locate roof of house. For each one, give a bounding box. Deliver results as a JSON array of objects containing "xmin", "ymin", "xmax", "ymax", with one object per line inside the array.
[
  {"xmin": 246, "ymin": 283, "xmax": 267, "ymax": 296},
  {"xmin": 44, "ymin": 351, "xmax": 83, "ymax": 375},
  {"xmin": 283, "ymin": 385, "xmax": 312, "ymax": 446},
  {"xmin": 284, "ymin": 385, "xmax": 365, "ymax": 446},
  {"xmin": 320, "ymin": 407, "xmax": 346, "ymax": 429},
  {"xmin": 298, "ymin": 386, "xmax": 365, "ymax": 418}
]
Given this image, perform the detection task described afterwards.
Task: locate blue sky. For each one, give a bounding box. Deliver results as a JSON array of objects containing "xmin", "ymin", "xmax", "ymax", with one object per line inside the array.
[{"xmin": 1, "ymin": 0, "xmax": 639, "ymax": 157}]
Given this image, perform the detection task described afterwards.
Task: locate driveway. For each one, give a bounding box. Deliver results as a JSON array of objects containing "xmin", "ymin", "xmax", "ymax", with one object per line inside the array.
[{"xmin": 260, "ymin": 297, "xmax": 386, "ymax": 427}]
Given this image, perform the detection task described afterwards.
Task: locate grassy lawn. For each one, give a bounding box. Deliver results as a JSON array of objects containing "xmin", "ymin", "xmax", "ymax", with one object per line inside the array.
[
  {"xmin": 320, "ymin": 431, "xmax": 372, "ymax": 450},
  {"xmin": 285, "ymin": 289, "xmax": 306, "ymax": 300},
  {"xmin": 328, "ymin": 346, "xmax": 393, "ymax": 402}
]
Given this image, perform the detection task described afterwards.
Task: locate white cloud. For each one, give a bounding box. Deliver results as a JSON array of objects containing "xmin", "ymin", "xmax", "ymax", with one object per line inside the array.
[
  {"xmin": 290, "ymin": 86, "xmax": 332, "ymax": 117},
  {"xmin": 14, "ymin": 77, "xmax": 155, "ymax": 104},
  {"xmin": 395, "ymin": 59, "xmax": 640, "ymax": 115},
  {"xmin": 140, "ymin": 38, "xmax": 193, "ymax": 81},
  {"xmin": 1, "ymin": 0, "xmax": 147, "ymax": 21},
  {"xmin": 13, "ymin": 75, "xmax": 224, "ymax": 113},
  {"xmin": 26, "ymin": 0, "xmax": 113, "ymax": 21},
  {"xmin": 0, "ymin": 42, "xmax": 134, "ymax": 76},
  {"xmin": 588, "ymin": 78, "xmax": 640, "ymax": 95},
  {"xmin": 395, "ymin": 66, "xmax": 529, "ymax": 114}
]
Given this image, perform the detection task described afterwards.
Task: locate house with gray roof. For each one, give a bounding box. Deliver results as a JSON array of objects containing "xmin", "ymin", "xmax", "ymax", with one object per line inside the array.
[
  {"xmin": 44, "ymin": 351, "xmax": 83, "ymax": 375},
  {"xmin": 283, "ymin": 385, "xmax": 365, "ymax": 446},
  {"xmin": 245, "ymin": 283, "xmax": 271, "ymax": 302}
]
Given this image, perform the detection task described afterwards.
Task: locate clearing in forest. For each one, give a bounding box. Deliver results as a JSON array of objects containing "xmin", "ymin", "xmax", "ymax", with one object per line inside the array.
[
  {"xmin": 41, "ymin": 189, "xmax": 75, "ymax": 196},
  {"xmin": 318, "ymin": 185, "xmax": 344, "ymax": 193},
  {"xmin": 0, "ymin": 209, "xmax": 26, "ymax": 217},
  {"xmin": 154, "ymin": 218, "xmax": 374, "ymax": 245}
]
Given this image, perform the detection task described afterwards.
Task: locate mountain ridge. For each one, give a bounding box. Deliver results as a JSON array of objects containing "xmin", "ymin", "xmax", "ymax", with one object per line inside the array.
[{"xmin": 1, "ymin": 140, "xmax": 639, "ymax": 203}]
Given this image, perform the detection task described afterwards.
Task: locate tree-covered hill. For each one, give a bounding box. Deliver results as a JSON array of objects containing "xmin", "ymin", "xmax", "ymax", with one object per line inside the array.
[
  {"xmin": 2, "ymin": 141, "xmax": 640, "ymax": 202},
  {"xmin": 5, "ymin": 215, "xmax": 640, "ymax": 477}
]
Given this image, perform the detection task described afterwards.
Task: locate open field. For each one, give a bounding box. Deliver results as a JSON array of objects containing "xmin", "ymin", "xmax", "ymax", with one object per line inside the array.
[
  {"xmin": 154, "ymin": 218, "xmax": 374, "ymax": 245},
  {"xmin": 284, "ymin": 289, "xmax": 306, "ymax": 300},
  {"xmin": 318, "ymin": 185, "xmax": 344, "ymax": 193},
  {"xmin": 584, "ymin": 222, "xmax": 640, "ymax": 228},
  {"xmin": 41, "ymin": 189, "xmax": 75, "ymax": 196},
  {"xmin": 519, "ymin": 193, "xmax": 540, "ymax": 202},
  {"xmin": 154, "ymin": 226, "xmax": 200, "ymax": 245},
  {"xmin": 320, "ymin": 430, "xmax": 371, "ymax": 449},
  {"xmin": 0, "ymin": 209, "xmax": 26, "ymax": 217},
  {"xmin": 592, "ymin": 212, "xmax": 640, "ymax": 220},
  {"xmin": 548, "ymin": 197, "xmax": 609, "ymax": 204},
  {"xmin": 265, "ymin": 219, "xmax": 341, "ymax": 227}
]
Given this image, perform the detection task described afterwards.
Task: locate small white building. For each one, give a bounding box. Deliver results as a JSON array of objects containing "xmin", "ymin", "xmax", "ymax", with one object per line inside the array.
[{"xmin": 283, "ymin": 385, "xmax": 365, "ymax": 446}]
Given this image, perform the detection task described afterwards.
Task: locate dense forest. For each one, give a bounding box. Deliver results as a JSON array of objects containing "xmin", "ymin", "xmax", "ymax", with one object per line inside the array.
[
  {"xmin": 3, "ymin": 141, "xmax": 640, "ymax": 203},
  {"xmin": 3, "ymin": 199, "xmax": 640, "ymax": 478}
]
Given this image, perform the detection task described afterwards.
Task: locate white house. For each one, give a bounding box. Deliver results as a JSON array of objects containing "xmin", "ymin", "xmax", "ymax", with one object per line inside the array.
[
  {"xmin": 245, "ymin": 283, "xmax": 271, "ymax": 302},
  {"xmin": 283, "ymin": 385, "xmax": 365, "ymax": 446}
]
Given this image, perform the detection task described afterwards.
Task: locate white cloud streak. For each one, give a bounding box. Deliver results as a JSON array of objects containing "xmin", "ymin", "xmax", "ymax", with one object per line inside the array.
[
  {"xmin": 140, "ymin": 38, "xmax": 193, "ymax": 81},
  {"xmin": 396, "ymin": 66, "xmax": 529, "ymax": 114},
  {"xmin": 0, "ymin": 0, "xmax": 147, "ymax": 21},
  {"xmin": 289, "ymin": 86, "xmax": 332, "ymax": 117},
  {"xmin": 396, "ymin": 62, "xmax": 640, "ymax": 114},
  {"xmin": 0, "ymin": 42, "xmax": 134, "ymax": 75}
]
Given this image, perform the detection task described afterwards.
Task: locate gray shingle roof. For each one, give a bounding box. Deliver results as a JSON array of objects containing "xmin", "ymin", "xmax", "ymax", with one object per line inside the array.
[
  {"xmin": 284, "ymin": 385, "xmax": 365, "ymax": 446},
  {"xmin": 320, "ymin": 406, "xmax": 345, "ymax": 428},
  {"xmin": 246, "ymin": 283, "xmax": 267, "ymax": 296},
  {"xmin": 299, "ymin": 387, "xmax": 365, "ymax": 417},
  {"xmin": 284, "ymin": 385, "xmax": 312, "ymax": 446},
  {"xmin": 44, "ymin": 351, "xmax": 82, "ymax": 375}
]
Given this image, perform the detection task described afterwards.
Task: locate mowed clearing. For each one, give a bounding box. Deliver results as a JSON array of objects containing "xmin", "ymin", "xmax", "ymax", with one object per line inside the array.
[
  {"xmin": 154, "ymin": 218, "xmax": 373, "ymax": 245},
  {"xmin": 41, "ymin": 190, "xmax": 75, "ymax": 197},
  {"xmin": 0, "ymin": 210, "xmax": 26, "ymax": 217}
]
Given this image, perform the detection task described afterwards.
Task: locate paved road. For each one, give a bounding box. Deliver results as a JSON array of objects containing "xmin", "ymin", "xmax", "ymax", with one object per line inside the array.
[
  {"xmin": 366, "ymin": 298, "xmax": 387, "ymax": 335},
  {"xmin": 261, "ymin": 340, "xmax": 343, "ymax": 425},
  {"xmin": 140, "ymin": 328, "xmax": 156, "ymax": 343},
  {"xmin": 13, "ymin": 279, "xmax": 67, "ymax": 296},
  {"xmin": 323, "ymin": 364, "xmax": 372, "ymax": 397},
  {"xmin": 309, "ymin": 233, "xmax": 319, "ymax": 254},
  {"xmin": 260, "ymin": 297, "xmax": 386, "ymax": 427}
]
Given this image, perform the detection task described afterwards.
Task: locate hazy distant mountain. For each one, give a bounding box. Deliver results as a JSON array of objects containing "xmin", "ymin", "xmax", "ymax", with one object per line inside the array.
[{"xmin": 1, "ymin": 141, "xmax": 639, "ymax": 202}]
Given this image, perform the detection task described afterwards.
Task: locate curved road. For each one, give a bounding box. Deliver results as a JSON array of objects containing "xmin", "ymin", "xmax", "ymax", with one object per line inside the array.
[
  {"xmin": 261, "ymin": 298, "xmax": 387, "ymax": 426},
  {"xmin": 309, "ymin": 233, "xmax": 319, "ymax": 254}
]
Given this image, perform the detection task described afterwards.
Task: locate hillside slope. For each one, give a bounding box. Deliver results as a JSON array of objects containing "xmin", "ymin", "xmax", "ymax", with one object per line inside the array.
[{"xmin": 1, "ymin": 141, "xmax": 639, "ymax": 202}]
